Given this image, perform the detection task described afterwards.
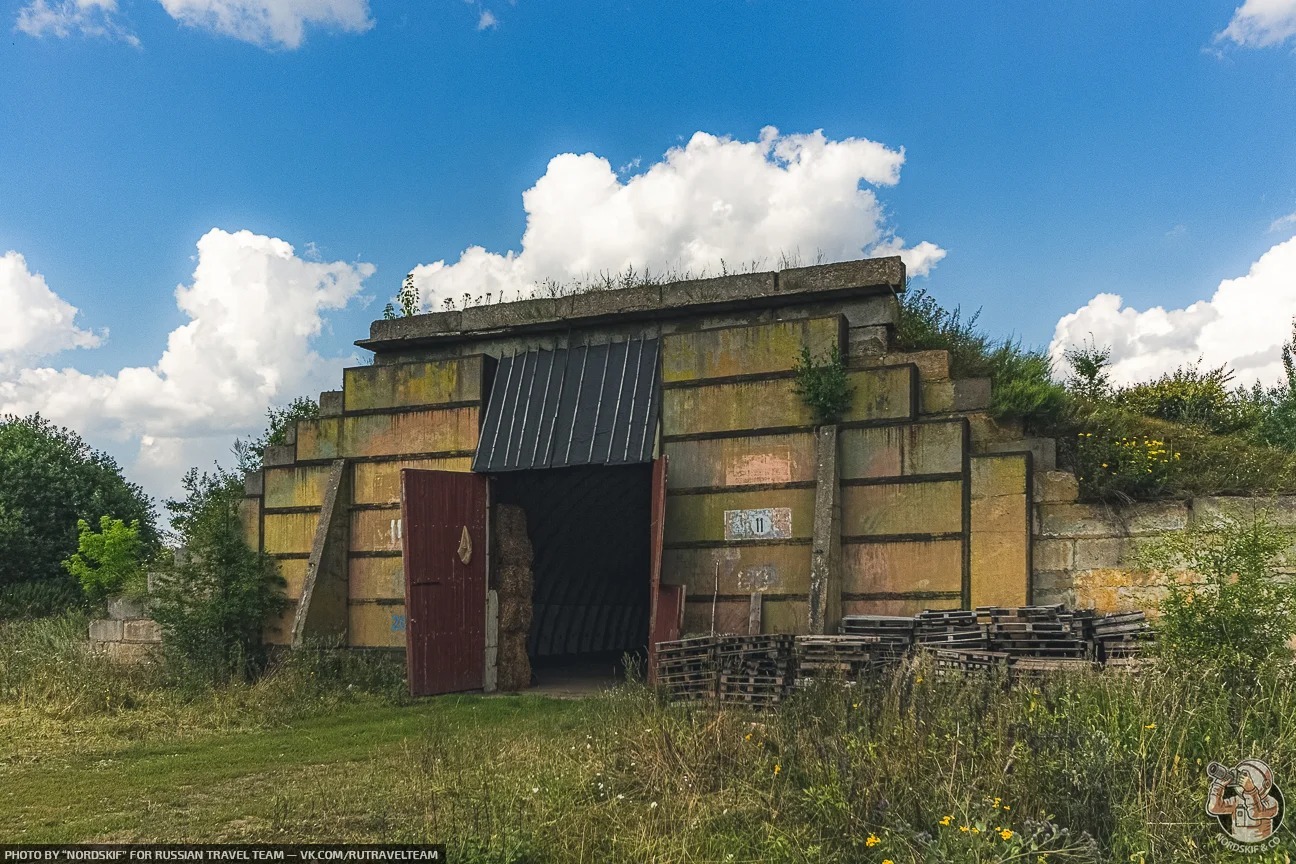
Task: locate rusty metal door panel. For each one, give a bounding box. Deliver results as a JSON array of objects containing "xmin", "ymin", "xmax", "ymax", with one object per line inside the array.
[
  {"xmin": 647, "ymin": 456, "xmax": 670, "ymax": 683},
  {"xmin": 401, "ymin": 469, "xmax": 489, "ymax": 696}
]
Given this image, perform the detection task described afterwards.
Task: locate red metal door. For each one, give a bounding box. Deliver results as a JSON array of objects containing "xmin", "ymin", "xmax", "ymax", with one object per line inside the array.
[
  {"xmin": 401, "ymin": 469, "xmax": 489, "ymax": 696},
  {"xmin": 647, "ymin": 456, "xmax": 679, "ymax": 683}
]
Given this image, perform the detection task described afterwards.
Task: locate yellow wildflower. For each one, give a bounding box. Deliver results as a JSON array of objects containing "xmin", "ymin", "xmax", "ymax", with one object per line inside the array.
[
  {"xmin": 1000, "ymin": 828, "xmax": 1014, "ymax": 840},
  {"xmin": 939, "ymin": 815, "xmax": 953, "ymax": 826},
  {"xmin": 773, "ymin": 763, "xmax": 781, "ymax": 776},
  {"xmin": 959, "ymin": 825, "xmax": 970, "ymax": 833},
  {"xmin": 865, "ymin": 834, "xmax": 880, "ymax": 847},
  {"xmin": 1144, "ymin": 723, "xmax": 1156, "ymax": 730}
]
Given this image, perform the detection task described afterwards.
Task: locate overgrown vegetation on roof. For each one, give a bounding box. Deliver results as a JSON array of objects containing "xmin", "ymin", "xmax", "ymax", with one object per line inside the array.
[{"xmin": 897, "ymin": 286, "xmax": 1296, "ymax": 502}]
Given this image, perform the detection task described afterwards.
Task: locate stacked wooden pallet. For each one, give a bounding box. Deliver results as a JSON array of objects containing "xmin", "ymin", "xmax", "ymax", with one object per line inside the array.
[
  {"xmin": 978, "ymin": 605, "xmax": 1090, "ymax": 660},
  {"xmin": 654, "ymin": 635, "xmax": 717, "ymax": 703},
  {"xmin": 717, "ymin": 635, "xmax": 795, "ymax": 709},
  {"xmin": 839, "ymin": 615, "xmax": 917, "ymax": 663},
  {"xmin": 914, "ymin": 609, "xmax": 991, "ymax": 650},
  {"xmin": 794, "ymin": 635, "xmax": 885, "ymax": 684},
  {"xmin": 923, "ymin": 646, "xmax": 1011, "ymax": 676},
  {"xmin": 1089, "ymin": 610, "xmax": 1153, "ymax": 666}
]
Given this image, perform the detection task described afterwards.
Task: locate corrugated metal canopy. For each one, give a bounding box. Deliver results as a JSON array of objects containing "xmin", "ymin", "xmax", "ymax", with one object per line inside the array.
[{"xmin": 472, "ymin": 338, "xmax": 660, "ymax": 472}]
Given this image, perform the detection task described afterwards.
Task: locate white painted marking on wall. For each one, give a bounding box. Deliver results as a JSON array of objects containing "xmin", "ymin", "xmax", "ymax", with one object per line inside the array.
[{"xmin": 724, "ymin": 507, "xmax": 792, "ymax": 540}]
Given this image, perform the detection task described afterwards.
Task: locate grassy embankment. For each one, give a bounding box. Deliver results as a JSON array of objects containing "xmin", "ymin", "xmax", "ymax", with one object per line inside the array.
[{"xmin": 5, "ymin": 614, "xmax": 1296, "ymax": 863}]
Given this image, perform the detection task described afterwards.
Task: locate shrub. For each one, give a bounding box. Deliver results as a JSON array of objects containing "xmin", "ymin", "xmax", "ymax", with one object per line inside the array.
[
  {"xmin": 792, "ymin": 344, "xmax": 853, "ymax": 425},
  {"xmin": 1141, "ymin": 513, "xmax": 1296, "ymax": 675},
  {"xmin": 62, "ymin": 515, "xmax": 148, "ymax": 603},
  {"xmin": 0, "ymin": 413, "xmax": 157, "ymax": 597},
  {"xmin": 1115, "ymin": 363, "xmax": 1259, "ymax": 434},
  {"xmin": 897, "ymin": 286, "xmax": 1069, "ymax": 429},
  {"xmin": 0, "ymin": 577, "xmax": 83, "ymax": 620},
  {"xmin": 151, "ymin": 468, "xmax": 287, "ymax": 685},
  {"xmin": 1073, "ymin": 431, "xmax": 1179, "ymax": 503}
]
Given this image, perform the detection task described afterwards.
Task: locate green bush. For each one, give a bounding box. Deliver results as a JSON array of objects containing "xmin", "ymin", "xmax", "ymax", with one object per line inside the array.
[
  {"xmin": 897, "ymin": 287, "xmax": 1068, "ymax": 429},
  {"xmin": 151, "ymin": 468, "xmax": 287, "ymax": 685},
  {"xmin": 1141, "ymin": 513, "xmax": 1296, "ymax": 676},
  {"xmin": 1115, "ymin": 364, "xmax": 1259, "ymax": 434},
  {"xmin": 1072, "ymin": 430, "xmax": 1179, "ymax": 502},
  {"xmin": 62, "ymin": 515, "xmax": 148, "ymax": 602},
  {"xmin": 0, "ymin": 577, "xmax": 83, "ymax": 620},
  {"xmin": 0, "ymin": 413, "xmax": 157, "ymax": 598},
  {"xmin": 792, "ymin": 344, "xmax": 853, "ymax": 425}
]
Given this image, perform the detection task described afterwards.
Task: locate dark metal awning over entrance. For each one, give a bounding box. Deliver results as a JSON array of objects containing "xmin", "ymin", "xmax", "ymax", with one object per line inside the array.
[{"xmin": 472, "ymin": 338, "xmax": 660, "ymax": 472}]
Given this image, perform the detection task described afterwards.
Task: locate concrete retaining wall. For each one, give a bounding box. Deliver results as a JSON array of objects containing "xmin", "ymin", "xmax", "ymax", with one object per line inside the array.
[
  {"xmin": 1031, "ymin": 477, "xmax": 1296, "ymax": 612},
  {"xmin": 88, "ymin": 596, "xmax": 161, "ymax": 663}
]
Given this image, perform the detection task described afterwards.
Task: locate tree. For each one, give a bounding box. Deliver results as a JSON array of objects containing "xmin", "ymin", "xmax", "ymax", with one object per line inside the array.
[
  {"xmin": 63, "ymin": 515, "xmax": 147, "ymax": 602},
  {"xmin": 233, "ymin": 397, "xmax": 320, "ymax": 474},
  {"xmin": 0, "ymin": 414, "xmax": 157, "ymax": 601},
  {"xmin": 151, "ymin": 466, "xmax": 286, "ymax": 683}
]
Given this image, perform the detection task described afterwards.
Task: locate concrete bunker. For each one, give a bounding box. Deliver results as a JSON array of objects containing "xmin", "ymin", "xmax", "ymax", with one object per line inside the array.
[{"xmin": 243, "ymin": 255, "xmax": 1047, "ymax": 696}]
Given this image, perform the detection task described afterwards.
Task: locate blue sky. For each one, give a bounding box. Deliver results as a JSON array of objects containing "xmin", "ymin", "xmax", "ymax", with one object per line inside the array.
[{"xmin": 3, "ymin": 0, "xmax": 1296, "ymax": 499}]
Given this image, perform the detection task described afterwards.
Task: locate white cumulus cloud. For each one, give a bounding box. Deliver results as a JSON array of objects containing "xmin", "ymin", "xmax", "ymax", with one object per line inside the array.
[
  {"xmin": 1050, "ymin": 235, "xmax": 1296, "ymax": 388},
  {"xmin": 406, "ymin": 126, "xmax": 945, "ymax": 311},
  {"xmin": 156, "ymin": 0, "xmax": 372, "ymax": 48},
  {"xmin": 1218, "ymin": 0, "xmax": 1296, "ymax": 47},
  {"xmin": 0, "ymin": 229, "xmax": 373, "ymax": 499},
  {"xmin": 15, "ymin": 0, "xmax": 138, "ymax": 45},
  {"xmin": 0, "ymin": 250, "xmax": 103, "ymax": 372}
]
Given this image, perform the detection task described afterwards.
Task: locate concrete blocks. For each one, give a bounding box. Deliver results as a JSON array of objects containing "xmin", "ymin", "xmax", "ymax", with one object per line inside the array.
[
  {"xmin": 352, "ymin": 456, "xmax": 473, "ymax": 505},
  {"xmin": 985, "ymin": 437, "xmax": 1056, "ymax": 471},
  {"xmin": 904, "ymin": 421, "xmax": 965, "ymax": 475},
  {"xmin": 1033, "ymin": 539, "xmax": 1074, "ymax": 571},
  {"xmin": 263, "ymin": 445, "xmax": 296, "ymax": 467},
  {"xmin": 662, "ymin": 545, "xmax": 811, "ymax": 595},
  {"xmin": 1073, "ymin": 537, "xmax": 1128, "ymax": 570},
  {"xmin": 1034, "ymin": 470, "xmax": 1079, "ymax": 503},
  {"xmin": 920, "ymin": 381, "xmax": 955, "ymax": 414},
  {"xmin": 107, "ymin": 596, "xmax": 147, "ymax": 620},
  {"xmin": 659, "ymin": 272, "xmax": 778, "ymax": 308},
  {"xmin": 847, "ymin": 325, "xmax": 889, "ymax": 362},
  {"xmin": 343, "ymin": 357, "xmax": 484, "ymax": 413},
  {"xmin": 105, "ymin": 642, "xmax": 155, "ymax": 664},
  {"xmin": 319, "ymin": 390, "xmax": 344, "ymax": 416},
  {"xmin": 1192, "ymin": 496, "xmax": 1296, "ymax": 528},
  {"xmin": 263, "ymin": 511, "xmax": 320, "ymax": 555},
  {"xmin": 842, "ymin": 480, "xmax": 963, "ymax": 536},
  {"xmin": 347, "ymin": 556, "xmax": 404, "ymax": 600},
  {"xmin": 1036, "ymin": 503, "xmax": 1122, "ymax": 539},
  {"xmin": 264, "ymin": 465, "xmax": 333, "ymax": 509},
  {"xmin": 882, "ymin": 350, "xmax": 949, "ymax": 382},
  {"xmin": 970, "ymin": 454, "xmax": 1030, "ymax": 608},
  {"xmin": 778, "ymin": 258, "xmax": 904, "ymax": 295},
  {"xmin": 953, "ymin": 378, "xmax": 992, "ymax": 411},
  {"xmin": 842, "ymin": 367, "xmax": 916, "ymax": 423},
  {"xmin": 89, "ymin": 619, "xmax": 123, "ymax": 642},
  {"xmin": 660, "ymin": 317, "xmax": 840, "ymax": 383},
  {"xmin": 123, "ymin": 619, "xmax": 162, "ymax": 643},
  {"xmin": 842, "ymin": 538, "xmax": 963, "ymax": 594},
  {"xmin": 243, "ymin": 470, "xmax": 264, "ymax": 497},
  {"xmin": 296, "ymin": 408, "xmax": 480, "ymax": 461},
  {"xmin": 665, "ymin": 433, "xmax": 816, "ymax": 489}
]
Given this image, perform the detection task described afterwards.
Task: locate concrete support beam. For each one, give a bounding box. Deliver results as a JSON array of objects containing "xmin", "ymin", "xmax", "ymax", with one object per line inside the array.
[
  {"xmin": 292, "ymin": 459, "xmax": 351, "ymax": 647},
  {"xmin": 808, "ymin": 424, "xmax": 842, "ymax": 635}
]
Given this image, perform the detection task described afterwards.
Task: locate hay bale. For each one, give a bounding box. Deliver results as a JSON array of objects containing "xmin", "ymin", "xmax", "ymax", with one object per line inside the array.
[
  {"xmin": 497, "ymin": 636, "xmax": 531, "ymax": 691},
  {"xmin": 499, "ymin": 595, "xmax": 533, "ymax": 633},
  {"xmin": 494, "ymin": 505, "xmax": 533, "ymax": 568}
]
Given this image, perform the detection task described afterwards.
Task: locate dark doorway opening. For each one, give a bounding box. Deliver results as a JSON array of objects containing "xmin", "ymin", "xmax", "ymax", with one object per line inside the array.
[{"xmin": 493, "ymin": 463, "xmax": 652, "ymax": 689}]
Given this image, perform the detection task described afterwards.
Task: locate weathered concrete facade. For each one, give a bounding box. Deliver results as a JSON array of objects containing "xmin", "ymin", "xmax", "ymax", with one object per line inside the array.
[
  {"xmin": 241, "ymin": 256, "xmax": 1041, "ymax": 667},
  {"xmin": 1032, "ymin": 483, "xmax": 1296, "ymax": 612}
]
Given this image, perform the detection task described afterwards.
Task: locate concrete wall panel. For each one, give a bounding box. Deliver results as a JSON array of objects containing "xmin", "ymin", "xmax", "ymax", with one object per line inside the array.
[
  {"xmin": 274, "ymin": 558, "xmax": 309, "ymax": 600},
  {"xmin": 842, "ymin": 596, "xmax": 959, "ymax": 618},
  {"xmin": 970, "ymin": 454, "xmax": 1029, "ymax": 608},
  {"xmin": 664, "ymin": 488, "xmax": 816, "ymax": 544},
  {"xmin": 662, "ymin": 544, "xmax": 811, "ymax": 596},
  {"xmin": 904, "ymin": 421, "xmax": 965, "ymax": 475},
  {"xmin": 349, "ymin": 556, "xmax": 404, "ymax": 600},
  {"xmin": 353, "ymin": 457, "xmax": 474, "ymax": 505},
  {"xmin": 841, "ymin": 481, "xmax": 963, "ymax": 536},
  {"xmin": 681, "ymin": 597, "xmax": 806, "ymax": 635},
  {"xmin": 664, "ymin": 433, "xmax": 815, "ymax": 489},
  {"xmin": 350, "ymin": 508, "xmax": 404, "ymax": 552},
  {"xmin": 349, "ymin": 602, "xmax": 407, "ymax": 648},
  {"xmin": 842, "ymin": 539, "xmax": 963, "ymax": 595},
  {"xmin": 263, "ymin": 512, "xmax": 319, "ymax": 555},
  {"xmin": 343, "ymin": 356, "xmax": 484, "ymax": 412},
  {"xmin": 264, "ymin": 465, "xmax": 332, "ymax": 509},
  {"xmin": 238, "ymin": 498, "xmax": 261, "ymax": 550},
  {"xmin": 660, "ymin": 317, "xmax": 839, "ymax": 383},
  {"xmin": 839, "ymin": 427, "xmax": 903, "ymax": 479},
  {"xmin": 297, "ymin": 408, "xmax": 479, "ymax": 460}
]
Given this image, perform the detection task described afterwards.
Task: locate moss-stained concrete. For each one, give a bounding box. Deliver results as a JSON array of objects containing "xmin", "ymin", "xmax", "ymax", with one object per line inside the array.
[
  {"xmin": 274, "ymin": 558, "xmax": 309, "ymax": 600},
  {"xmin": 842, "ymin": 595, "xmax": 959, "ymax": 617},
  {"xmin": 842, "ymin": 539, "xmax": 963, "ymax": 595},
  {"xmin": 263, "ymin": 465, "xmax": 332, "ymax": 509},
  {"xmin": 662, "ymin": 545, "xmax": 811, "ymax": 596},
  {"xmin": 296, "ymin": 408, "xmax": 479, "ymax": 461},
  {"xmin": 348, "ymin": 556, "xmax": 404, "ymax": 601},
  {"xmin": 343, "ymin": 356, "xmax": 485, "ymax": 413},
  {"xmin": 352, "ymin": 457, "xmax": 473, "ymax": 505},
  {"xmin": 349, "ymin": 602, "xmax": 406, "ymax": 648},
  {"xmin": 841, "ymin": 481, "xmax": 963, "ymax": 536},
  {"xmin": 349, "ymin": 508, "xmax": 403, "ymax": 553},
  {"xmin": 664, "ymin": 488, "xmax": 816, "ymax": 544},
  {"xmin": 263, "ymin": 512, "xmax": 319, "ymax": 556},
  {"xmin": 970, "ymin": 454, "xmax": 1029, "ymax": 608},
  {"xmin": 664, "ymin": 433, "xmax": 815, "ymax": 489},
  {"xmin": 660, "ymin": 317, "xmax": 839, "ymax": 383}
]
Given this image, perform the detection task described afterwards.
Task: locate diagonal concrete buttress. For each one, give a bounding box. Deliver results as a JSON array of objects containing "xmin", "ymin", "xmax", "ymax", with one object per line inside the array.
[
  {"xmin": 808, "ymin": 424, "xmax": 842, "ymax": 635},
  {"xmin": 292, "ymin": 459, "xmax": 351, "ymax": 647}
]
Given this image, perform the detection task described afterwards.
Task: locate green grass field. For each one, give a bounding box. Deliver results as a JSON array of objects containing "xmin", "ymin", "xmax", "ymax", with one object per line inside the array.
[{"xmin": 6, "ymin": 615, "xmax": 1296, "ymax": 862}]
